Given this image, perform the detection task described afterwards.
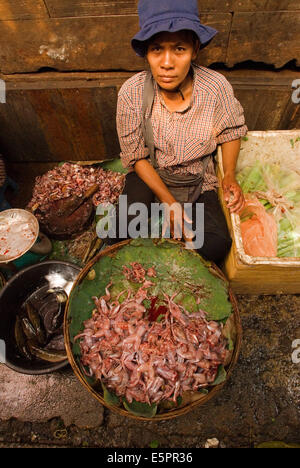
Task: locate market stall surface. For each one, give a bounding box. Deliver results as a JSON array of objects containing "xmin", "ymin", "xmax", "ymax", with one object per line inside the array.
[
  {"xmin": 0, "ymin": 293, "xmax": 299, "ymax": 448},
  {"xmin": 1, "ymin": 161, "xmax": 299, "ymax": 447}
]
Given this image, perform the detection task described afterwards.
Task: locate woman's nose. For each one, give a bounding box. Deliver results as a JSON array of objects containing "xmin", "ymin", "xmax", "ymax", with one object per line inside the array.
[{"xmin": 160, "ymin": 51, "xmax": 174, "ymax": 69}]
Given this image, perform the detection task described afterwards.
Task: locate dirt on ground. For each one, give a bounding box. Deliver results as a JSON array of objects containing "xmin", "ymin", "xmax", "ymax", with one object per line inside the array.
[{"xmin": 0, "ymin": 293, "xmax": 299, "ymax": 449}]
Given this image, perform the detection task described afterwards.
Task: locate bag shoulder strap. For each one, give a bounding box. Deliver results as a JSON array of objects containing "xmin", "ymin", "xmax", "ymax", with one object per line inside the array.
[
  {"xmin": 190, "ymin": 154, "xmax": 211, "ymax": 202},
  {"xmin": 142, "ymin": 72, "xmax": 157, "ymax": 168}
]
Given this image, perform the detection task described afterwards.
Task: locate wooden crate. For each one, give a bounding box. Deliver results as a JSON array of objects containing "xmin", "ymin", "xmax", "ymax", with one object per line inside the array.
[{"xmin": 217, "ymin": 130, "xmax": 300, "ymax": 295}]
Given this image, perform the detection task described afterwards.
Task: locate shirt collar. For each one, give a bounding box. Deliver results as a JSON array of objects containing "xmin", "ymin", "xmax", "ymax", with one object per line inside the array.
[{"xmin": 153, "ymin": 65, "xmax": 196, "ymax": 114}]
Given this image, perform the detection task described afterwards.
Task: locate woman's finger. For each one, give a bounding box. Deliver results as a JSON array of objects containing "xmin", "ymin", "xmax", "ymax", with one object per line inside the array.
[
  {"xmin": 183, "ymin": 208, "xmax": 193, "ymax": 225},
  {"xmin": 227, "ymin": 192, "xmax": 240, "ymax": 207},
  {"xmin": 227, "ymin": 185, "xmax": 244, "ymax": 207},
  {"xmin": 229, "ymin": 196, "xmax": 245, "ymax": 213}
]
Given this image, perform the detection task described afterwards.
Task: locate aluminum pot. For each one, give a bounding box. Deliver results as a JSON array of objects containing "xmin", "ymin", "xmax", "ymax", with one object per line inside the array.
[{"xmin": 0, "ymin": 260, "xmax": 81, "ymax": 375}]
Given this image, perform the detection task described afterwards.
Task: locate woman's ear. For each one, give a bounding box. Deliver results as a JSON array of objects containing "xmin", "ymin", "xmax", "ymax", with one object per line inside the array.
[
  {"xmin": 144, "ymin": 58, "xmax": 151, "ymax": 71},
  {"xmin": 192, "ymin": 39, "xmax": 200, "ymax": 60}
]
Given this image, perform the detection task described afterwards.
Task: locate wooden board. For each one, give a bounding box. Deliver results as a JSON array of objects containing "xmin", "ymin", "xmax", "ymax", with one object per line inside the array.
[
  {"xmin": 0, "ymin": 70, "xmax": 299, "ymax": 164},
  {"xmin": 227, "ymin": 12, "xmax": 300, "ymax": 68},
  {"xmin": 223, "ymin": 70, "xmax": 300, "ymax": 131},
  {"xmin": 0, "ymin": 0, "xmax": 49, "ymax": 20},
  {"xmin": 3, "ymin": 69, "xmax": 298, "ymax": 89},
  {"xmin": 44, "ymin": 0, "xmax": 300, "ymax": 18},
  {"xmin": 1, "ymin": 8, "xmax": 299, "ymax": 73},
  {"xmin": 0, "ymin": 0, "xmax": 297, "ymax": 24},
  {"xmin": 279, "ymin": 99, "xmax": 300, "ymax": 130},
  {"xmin": 235, "ymin": 88, "xmax": 293, "ymax": 131},
  {"xmin": 0, "ymin": 15, "xmax": 230, "ymax": 74},
  {"xmin": 197, "ymin": 14, "xmax": 232, "ymax": 66},
  {"xmin": 231, "ymin": 0, "xmax": 300, "ymax": 10},
  {"xmin": 0, "ymin": 70, "xmax": 133, "ymax": 94},
  {"xmin": 0, "ymin": 17, "xmax": 140, "ymax": 74},
  {"xmin": 0, "ymin": 89, "xmax": 52, "ymax": 162},
  {"xmin": 0, "ymin": 84, "xmax": 120, "ymax": 162},
  {"xmin": 223, "ymin": 244, "xmax": 300, "ymax": 295},
  {"xmin": 45, "ymin": 0, "xmax": 138, "ymax": 17}
]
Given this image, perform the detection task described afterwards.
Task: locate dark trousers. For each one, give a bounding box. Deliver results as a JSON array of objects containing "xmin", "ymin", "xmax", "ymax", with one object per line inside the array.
[{"xmin": 106, "ymin": 172, "xmax": 232, "ymax": 266}]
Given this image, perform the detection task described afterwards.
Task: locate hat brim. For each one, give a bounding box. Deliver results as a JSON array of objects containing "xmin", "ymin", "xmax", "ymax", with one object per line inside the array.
[{"xmin": 131, "ymin": 18, "xmax": 218, "ymax": 57}]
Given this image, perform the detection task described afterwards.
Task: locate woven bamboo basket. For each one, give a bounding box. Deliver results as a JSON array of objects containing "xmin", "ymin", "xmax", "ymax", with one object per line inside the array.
[
  {"xmin": 64, "ymin": 239, "xmax": 242, "ymax": 421},
  {"xmin": 0, "ymin": 271, "xmax": 6, "ymax": 290}
]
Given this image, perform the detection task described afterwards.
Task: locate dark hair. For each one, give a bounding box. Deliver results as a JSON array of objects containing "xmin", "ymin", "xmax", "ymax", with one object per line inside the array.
[
  {"xmin": 186, "ymin": 30, "xmax": 200, "ymax": 46},
  {"xmin": 144, "ymin": 29, "xmax": 200, "ymax": 55}
]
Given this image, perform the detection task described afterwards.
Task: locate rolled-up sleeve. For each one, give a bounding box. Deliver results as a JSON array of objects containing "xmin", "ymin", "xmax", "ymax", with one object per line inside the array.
[
  {"xmin": 214, "ymin": 78, "xmax": 248, "ymax": 144},
  {"xmin": 116, "ymin": 91, "xmax": 148, "ymax": 169}
]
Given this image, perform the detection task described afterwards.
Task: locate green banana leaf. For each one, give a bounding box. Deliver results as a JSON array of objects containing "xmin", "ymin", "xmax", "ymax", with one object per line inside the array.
[
  {"xmin": 99, "ymin": 158, "xmax": 128, "ymax": 174},
  {"xmin": 101, "ymin": 383, "xmax": 122, "ymax": 407},
  {"xmin": 210, "ymin": 365, "xmax": 227, "ymax": 386},
  {"xmin": 48, "ymin": 239, "xmax": 85, "ymax": 267},
  {"xmin": 123, "ymin": 398, "xmax": 158, "ymax": 418}
]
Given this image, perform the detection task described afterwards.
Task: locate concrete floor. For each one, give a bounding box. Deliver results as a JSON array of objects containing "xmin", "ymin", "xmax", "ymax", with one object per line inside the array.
[
  {"xmin": 1, "ymin": 168, "xmax": 300, "ymax": 447},
  {"xmin": 0, "ymin": 293, "xmax": 299, "ymax": 448}
]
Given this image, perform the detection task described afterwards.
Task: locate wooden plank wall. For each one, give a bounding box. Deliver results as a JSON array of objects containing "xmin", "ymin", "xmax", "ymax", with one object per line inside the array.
[
  {"xmin": 1, "ymin": 70, "xmax": 299, "ymax": 164},
  {"xmin": 0, "ymin": 0, "xmax": 299, "ymax": 73},
  {"xmin": 0, "ymin": 0, "xmax": 299, "ymax": 168}
]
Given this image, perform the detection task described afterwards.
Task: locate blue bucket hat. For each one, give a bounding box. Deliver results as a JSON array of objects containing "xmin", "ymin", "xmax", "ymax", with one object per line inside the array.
[{"xmin": 132, "ymin": 0, "xmax": 218, "ymax": 57}]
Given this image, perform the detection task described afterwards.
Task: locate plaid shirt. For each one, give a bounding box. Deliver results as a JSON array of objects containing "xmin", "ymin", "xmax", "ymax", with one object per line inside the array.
[{"xmin": 117, "ymin": 64, "xmax": 248, "ymax": 193}]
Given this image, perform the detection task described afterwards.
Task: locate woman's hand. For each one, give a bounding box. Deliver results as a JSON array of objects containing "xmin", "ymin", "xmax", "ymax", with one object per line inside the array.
[
  {"xmin": 162, "ymin": 202, "xmax": 194, "ymax": 242},
  {"xmin": 222, "ymin": 173, "xmax": 245, "ymax": 214},
  {"xmin": 133, "ymin": 160, "xmax": 193, "ymax": 241},
  {"xmin": 221, "ymin": 139, "xmax": 245, "ymax": 213}
]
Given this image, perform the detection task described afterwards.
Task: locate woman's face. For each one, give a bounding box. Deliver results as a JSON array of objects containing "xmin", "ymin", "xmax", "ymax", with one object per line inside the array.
[{"xmin": 146, "ymin": 31, "xmax": 198, "ymax": 92}]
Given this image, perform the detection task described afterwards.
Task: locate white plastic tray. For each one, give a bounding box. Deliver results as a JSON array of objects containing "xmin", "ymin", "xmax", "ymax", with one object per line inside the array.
[{"xmin": 217, "ymin": 130, "xmax": 300, "ymax": 267}]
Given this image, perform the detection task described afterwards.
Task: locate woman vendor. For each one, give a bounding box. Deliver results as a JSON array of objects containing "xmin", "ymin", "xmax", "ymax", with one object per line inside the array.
[{"xmin": 109, "ymin": 0, "xmax": 248, "ymax": 265}]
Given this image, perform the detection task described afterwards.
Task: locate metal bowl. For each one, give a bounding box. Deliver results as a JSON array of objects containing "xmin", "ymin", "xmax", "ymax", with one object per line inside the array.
[
  {"xmin": 0, "ymin": 209, "xmax": 39, "ymax": 263},
  {"xmin": 0, "ymin": 260, "xmax": 81, "ymax": 375}
]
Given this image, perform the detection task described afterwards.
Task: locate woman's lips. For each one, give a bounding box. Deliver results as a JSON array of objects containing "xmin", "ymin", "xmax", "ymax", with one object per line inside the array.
[{"xmin": 159, "ymin": 76, "xmax": 176, "ymax": 83}]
